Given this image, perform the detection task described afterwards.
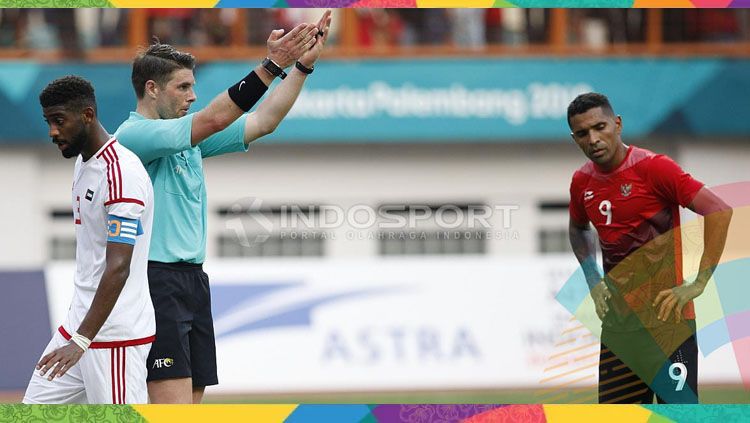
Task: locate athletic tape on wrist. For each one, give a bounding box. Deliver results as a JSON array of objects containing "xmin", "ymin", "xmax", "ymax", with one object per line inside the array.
[
  {"xmin": 70, "ymin": 332, "xmax": 91, "ymax": 352},
  {"xmin": 227, "ymin": 70, "xmax": 268, "ymax": 112}
]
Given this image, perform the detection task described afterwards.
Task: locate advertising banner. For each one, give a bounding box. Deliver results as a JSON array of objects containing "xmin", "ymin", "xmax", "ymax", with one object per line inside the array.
[
  {"xmin": 40, "ymin": 257, "xmax": 742, "ymax": 393},
  {"xmin": 1, "ymin": 59, "xmax": 748, "ymax": 143}
]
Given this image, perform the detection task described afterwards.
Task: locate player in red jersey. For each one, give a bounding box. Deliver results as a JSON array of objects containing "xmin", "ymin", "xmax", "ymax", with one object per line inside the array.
[{"xmin": 567, "ymin": 93, "xmax": 732, "ymax": 403}]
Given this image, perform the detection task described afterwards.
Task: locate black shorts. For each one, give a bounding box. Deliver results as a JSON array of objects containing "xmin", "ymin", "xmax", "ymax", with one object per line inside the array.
[
  {"xmin": 146, "ymin": 261, "xmax": 218, "ymax": 387},
  {"xmin": 599, "ymin": 320, "xmax": 698, "ymax": 404}
]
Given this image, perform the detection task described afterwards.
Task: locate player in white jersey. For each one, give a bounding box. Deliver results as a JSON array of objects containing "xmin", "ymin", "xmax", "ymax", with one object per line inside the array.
[{"xmin": 23, "ymin": 76, "xmax": 155, "ymax": 404}]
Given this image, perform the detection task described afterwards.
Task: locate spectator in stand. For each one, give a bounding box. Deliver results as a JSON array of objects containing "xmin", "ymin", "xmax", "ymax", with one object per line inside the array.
[
  {"xmin": 525, "ymin": 9, "xmax": 549, "ymax": 44},
  {"xmin": 686, "ymin": 10, "xmax": 740, "ymax": 42},
  {"xmin": 449, "ymin": 9, "xmax": 485, "ymax": 49},
  {"xmin": 246, "ymin": 9, "xmax": 277, "ymax": 45},
  {"xmin": 356, "ymin": 9, "xmax": 401, "ymax": 48},
  {"xmin": 485, "ymin": 9, "xmax": 502, "ymax": 45},
  {"xmin": 394, "ymin": 9, "xmax": 450, "ymax": 46},
  {"xmin": 192, "ymin": 9, "xmax": 231, "ymax": 46},
  {"xmin": 147, "ymin": 9, "xmax": 194, "ymax": 45},
  {"xmin": 98, "ymin": 10, "xmax": 128, "ymax": 47},
  {"xmin": 0, "ymin": 9, "xmax": 28, "ymax": 47},
  {"xmin": 44, "ymin": 9, "xmax": 83, "ymax": 59}
]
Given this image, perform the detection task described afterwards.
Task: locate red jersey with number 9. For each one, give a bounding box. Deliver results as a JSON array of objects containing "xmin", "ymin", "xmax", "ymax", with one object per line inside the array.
[{"xmin": 569, "ymin": 145, "xmax": 704, "ymax": 329}]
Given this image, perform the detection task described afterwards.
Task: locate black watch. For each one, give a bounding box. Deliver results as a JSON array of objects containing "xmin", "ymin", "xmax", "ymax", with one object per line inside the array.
[
  {"xmin": 261, "ymin": 57, "xmax": 287, "ymax": 80},
  {"xmin": 295, "ymin": 61, "xmax": 314, "ymax": 75}
]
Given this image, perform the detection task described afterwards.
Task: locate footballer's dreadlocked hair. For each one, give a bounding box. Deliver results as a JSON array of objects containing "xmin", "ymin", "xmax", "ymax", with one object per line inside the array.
[
  {"xmin": 567, "ymin": 92, "xmax": 616, "ymax": 128},
  {"xmin": 39, "ymin": 75, "xmax": 97, "ymax": 113},
  {"xmin": 131, "ymin": 41, "xmax": 196, "ymax": 99}
]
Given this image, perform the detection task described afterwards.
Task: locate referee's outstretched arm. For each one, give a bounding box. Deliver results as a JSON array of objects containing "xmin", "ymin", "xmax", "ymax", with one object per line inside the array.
[
  {"xmin": 243, "ymin": 11, "xmax": 333, "ymax": 145},
  {"xmin": 191, "ymin": 23, "xmax": 319, "ymax": 146}
]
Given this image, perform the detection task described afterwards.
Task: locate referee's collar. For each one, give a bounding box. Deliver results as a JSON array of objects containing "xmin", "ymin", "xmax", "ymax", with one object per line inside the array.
[{"xmin": 129, "ymin": 111, "xmax": 146, "ymax": 121}]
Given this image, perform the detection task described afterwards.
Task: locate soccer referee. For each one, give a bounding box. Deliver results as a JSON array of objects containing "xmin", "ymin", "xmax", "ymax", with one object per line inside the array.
[{"xmin": 114, "ymin": 12, "xmax": 332, "ymax": 403}]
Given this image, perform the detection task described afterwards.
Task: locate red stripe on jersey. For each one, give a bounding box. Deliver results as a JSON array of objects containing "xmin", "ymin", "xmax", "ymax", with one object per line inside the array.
[
  {"xmin": 116, "ymin": 347, "xmax": 122, "ymax": 404},
  {"xmin": 102, "ymin": 150, "xmax": 114, "ymax": 201},
  {"xmin": 75, "ymin": 196, "xmax": 81, "ymax": 225},
  {"xmin": 103, "ymin": 148, "xmax": 120, "ymax": 199},
  {"xmin": 121, "ymin": 347, "xmax": 126, "ymax": 403},
  {"xmin": 95, "ymin": 139, "xmax": 118, "ymax": 159},
  {"xmin": 111, "ymin": 148, "xmax": 123, "ymax": 199},
  {"xmin": 110, "ymin": 348, "xmax": 116, "ymax": 404},
  {"xmin": 103, "ymin": 148, "xmax": 119, "ymax": 202},
  {"xmin": 104, "ymin": 198, "xmax": 144, "ymax": 207},
  {"xmin": 118, "ymin": 348, "xmax": 122, "ymax": 404},
  {"xmin": 58, "ymin": 326, "xmax": 155, "ymax": 348},
  {"xmin": 110, "ymin": 149, "xmax": 120, "ymax": 200},
  {"xmin": 98, "ymin": 141, "xmax": 124, "ymax": 204}
]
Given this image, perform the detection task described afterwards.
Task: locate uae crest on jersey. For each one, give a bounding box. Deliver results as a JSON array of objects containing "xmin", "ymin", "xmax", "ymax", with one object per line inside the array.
[{"xmin": 620, "ymin": 183, "xmax": 632, "ymax": 197}]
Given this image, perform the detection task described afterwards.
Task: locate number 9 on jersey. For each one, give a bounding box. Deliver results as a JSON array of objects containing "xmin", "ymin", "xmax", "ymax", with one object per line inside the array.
[{"xmin": 599, "ymin": 200, "xmax": 612, "ymax": 225}]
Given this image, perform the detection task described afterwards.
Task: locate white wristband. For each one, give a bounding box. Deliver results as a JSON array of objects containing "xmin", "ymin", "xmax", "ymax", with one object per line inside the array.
[{"xmin": 70, "ymin": 332, "xmax": 91, "ymax": 352}]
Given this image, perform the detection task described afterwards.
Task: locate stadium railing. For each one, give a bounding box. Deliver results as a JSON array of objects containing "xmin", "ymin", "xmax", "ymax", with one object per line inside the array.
[{"xmin": 0, "ymin": 9, "xmax": 749, "ymax": 62}]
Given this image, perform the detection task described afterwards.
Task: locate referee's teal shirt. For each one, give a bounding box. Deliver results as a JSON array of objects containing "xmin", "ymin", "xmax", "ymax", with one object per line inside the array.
[{"xmin": 115, "ymin": 112, "xmax": 248, "ymax": 264}]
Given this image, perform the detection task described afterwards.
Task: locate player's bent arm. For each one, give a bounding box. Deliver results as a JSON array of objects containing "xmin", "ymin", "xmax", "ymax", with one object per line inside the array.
[
  {"xmin": 569, "ymin": 218, "xmax": 602, "ymax": 290},
  {"xmin": 243, "ymin": 67, "xmax": 308, "ymax": 145},
  {"xmin": 687, "ymin": 187, "xmax": 733, "ymax": 290},
  {"xmin": 75, "ymin": 242, "xmax": 134, "ymax": 341},
  {"xmin": 35, "ymin": 242, "xmax": 134, "ymax": 380},
  {"xmin": 190, "ymin": 64, "xmax": 272, "ymax": 147}
]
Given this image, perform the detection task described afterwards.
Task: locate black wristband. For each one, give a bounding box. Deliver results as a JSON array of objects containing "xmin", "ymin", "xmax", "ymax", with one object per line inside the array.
[
  {"xmin": 262, "ymin": 57, "xmax": 287, "ymax": 80},
  {"xmin": 295, "ymin": 61, "xmax": 314, "ymax": 75},
  {"xmin": 227, "ymin": 70, "xmax": 268, "ymax": 112}
]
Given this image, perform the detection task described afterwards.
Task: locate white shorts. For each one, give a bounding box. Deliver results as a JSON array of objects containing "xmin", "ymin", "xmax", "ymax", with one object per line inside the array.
[{"xmin": 23, "ymin": 330, "xmax": 151, "ymax": 404}]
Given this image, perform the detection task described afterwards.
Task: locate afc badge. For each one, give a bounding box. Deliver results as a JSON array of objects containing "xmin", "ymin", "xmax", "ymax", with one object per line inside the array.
[{"xmin": 620, "ymin": 183, "xmax": 632, "ymax": 197}]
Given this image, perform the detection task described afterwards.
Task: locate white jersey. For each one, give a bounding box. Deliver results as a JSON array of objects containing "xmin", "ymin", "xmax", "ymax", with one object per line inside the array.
[{"xmin": 65, "ymin": 138, "xmax": 155, "ymax": 344}]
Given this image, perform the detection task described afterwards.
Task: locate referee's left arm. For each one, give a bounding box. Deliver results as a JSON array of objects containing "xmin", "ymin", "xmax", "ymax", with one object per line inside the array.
[{"xmin": 243, "ymin": 65, "xmax": 310, "ymax": 145}]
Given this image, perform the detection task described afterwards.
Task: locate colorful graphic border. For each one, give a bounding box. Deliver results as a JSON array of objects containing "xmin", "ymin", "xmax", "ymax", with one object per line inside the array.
[
  {"xmin": 0, "ymin": 1, "xmax": 746, "ymax": 422},
  {"xmin": 3, "ymin": 404, "xmax": 750, "ymax": 422},
  {"xmin": 0, "ymin": 0, "xmax": 747, "ymax": 7}
]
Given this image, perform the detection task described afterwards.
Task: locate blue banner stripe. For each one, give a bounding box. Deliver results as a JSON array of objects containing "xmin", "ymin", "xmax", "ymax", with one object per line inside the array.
[{"xmin": 1, "ymin": 59, "xmax": 748, "ymax": 144}]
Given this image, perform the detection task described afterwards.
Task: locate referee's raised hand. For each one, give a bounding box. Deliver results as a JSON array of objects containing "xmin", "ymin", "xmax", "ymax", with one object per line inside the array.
[
  {"xmin": 266, "ymin": 23, "xmax": 319, "ymax": 69},
  {"xmin": 299, "ymin": 10, "xmax": 332, "ymax": 69}
]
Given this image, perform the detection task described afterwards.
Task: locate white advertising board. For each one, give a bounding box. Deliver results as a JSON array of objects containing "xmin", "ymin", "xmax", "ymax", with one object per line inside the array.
[{"xmin": 44, "ymin": 256, "xmax": 742, "ymax": 394}]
